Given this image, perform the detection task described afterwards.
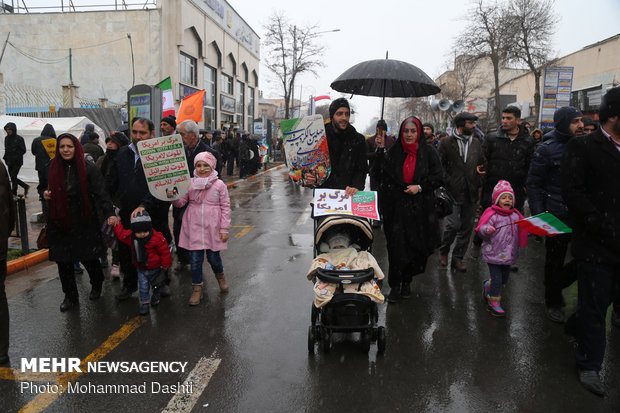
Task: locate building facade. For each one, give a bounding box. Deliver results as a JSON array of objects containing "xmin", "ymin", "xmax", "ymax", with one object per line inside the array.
[{"xmin": 0, "ymin": 0, "xmax": 260, "ymax": 131}]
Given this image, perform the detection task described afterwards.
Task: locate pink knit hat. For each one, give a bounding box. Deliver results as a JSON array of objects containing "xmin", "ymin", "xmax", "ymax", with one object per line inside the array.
[
  {"xmin": 492, "ymin": 180, "xmax": 515, "ymax": 206},
  {"xmin": 194, "ymin": 151, "xmax": 216, "ymax": 170}
]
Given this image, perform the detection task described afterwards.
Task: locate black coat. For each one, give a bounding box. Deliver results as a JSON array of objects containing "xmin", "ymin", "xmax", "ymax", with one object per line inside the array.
[
  {"xmin": 0, "ymin": 160, "xmax": 15, "ymax": 259},
  {"xmin": 527, "ymin": 129, "xmax": 572, "ymax": 221},
  {"xmin": 483, "ymin": 124, "xmax": 535, "ymax": 192},
  {"xmin": 561, "ymin": 129, "xmax": 620, "ymax": 264},
  {"xmin": 3, "ymin": 131, "xmax": 26, "ymax": 166},
  {"xmin": 48, "ymin": 160, "xmax": 113, "ymax": 262},
  {"xmin": 320, "ymin": 123, "xmax": 368, "ymax": 191},
  {"xmin": 373, "ymin": 138, "xmax": 443, "ymax": 274},
  {"xmin": 438, "ymin": 133, "xmax": 485, "ymax": 204}
]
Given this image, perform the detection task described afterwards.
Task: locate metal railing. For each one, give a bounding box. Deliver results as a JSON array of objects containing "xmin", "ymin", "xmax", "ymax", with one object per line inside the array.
[{"xmin": 1, "ymin": 1, "xmax": 157, "ymax": 13}]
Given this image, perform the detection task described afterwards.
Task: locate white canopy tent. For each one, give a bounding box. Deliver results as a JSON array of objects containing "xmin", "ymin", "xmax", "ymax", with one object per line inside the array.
[{"xmin": 0, "ymin": 115, "xmax": 105, "ymax": 183}]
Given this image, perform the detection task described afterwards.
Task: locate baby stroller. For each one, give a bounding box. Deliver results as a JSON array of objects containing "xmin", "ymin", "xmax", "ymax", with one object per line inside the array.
[{"xmin": 307, "ymin": 214, "xmax": 387, "ymax": 354}]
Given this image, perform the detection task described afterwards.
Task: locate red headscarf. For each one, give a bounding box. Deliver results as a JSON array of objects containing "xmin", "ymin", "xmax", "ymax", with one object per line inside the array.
[
  {"xmin": 399, "ymin": 116, "xmax": 421, "ymax": 184},
  {"xmin": 48, "ymin": 133, "xmax": 91, "ymax": 229}
]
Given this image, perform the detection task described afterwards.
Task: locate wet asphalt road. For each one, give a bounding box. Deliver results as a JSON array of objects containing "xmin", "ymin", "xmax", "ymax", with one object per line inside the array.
[{"xmin": 1, "ymin": 169, "xmax": 619, "ymax": 412}]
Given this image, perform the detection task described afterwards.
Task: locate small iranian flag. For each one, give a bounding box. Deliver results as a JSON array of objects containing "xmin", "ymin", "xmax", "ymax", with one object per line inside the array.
[
  {"xmin": 156, "ymin": 77, "xmax": 175, "ymax": 117},
  {"xmin": 515, "ymin": 212, "xmax": 572, "ymax": 237}
]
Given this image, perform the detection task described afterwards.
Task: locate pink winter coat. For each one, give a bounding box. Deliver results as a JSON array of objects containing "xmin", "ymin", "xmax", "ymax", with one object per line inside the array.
[
  {"xmin": 476, "ymin": 206, "xmax": 527, "ymax": 266},
  {"xmin": 172, "ymin": 178, "xmax": 231, "ymax": 252}
]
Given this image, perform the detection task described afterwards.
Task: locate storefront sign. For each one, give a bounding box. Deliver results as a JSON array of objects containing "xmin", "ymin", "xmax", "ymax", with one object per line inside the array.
[
  {"xmin": 220, "ymin": 95, "xmax": 235, "ymax": 113},
  {"xmin": 540, "ymin": 66, "xmax": 574, "ymax": 130}
]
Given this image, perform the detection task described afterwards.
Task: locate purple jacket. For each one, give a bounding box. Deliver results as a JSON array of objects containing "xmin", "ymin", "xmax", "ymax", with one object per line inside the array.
[{"xmin": 478, "ymin": 211, "xmax": 522, "ymax": 265}]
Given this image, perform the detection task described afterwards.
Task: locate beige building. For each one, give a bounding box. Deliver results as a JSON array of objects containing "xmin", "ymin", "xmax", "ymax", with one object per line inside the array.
[
  {"xmin": 0, "ymin": 0, "xmax": 260, "ymax": 131},
  {"xmin": 498, "ymin": 33, "xmax": 620, "ymax": 121}
]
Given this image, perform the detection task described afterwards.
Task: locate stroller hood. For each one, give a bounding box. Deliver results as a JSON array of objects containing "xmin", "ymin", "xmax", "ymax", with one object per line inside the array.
[{"xmin": 315, "ymin": 215, "xmax": 373, "ymax": 252}]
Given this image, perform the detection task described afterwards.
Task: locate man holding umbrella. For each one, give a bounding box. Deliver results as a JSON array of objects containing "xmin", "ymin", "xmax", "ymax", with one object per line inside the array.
[{"xmin": 304, "ymin": 98, "xmax": 368, "ymax": 196}]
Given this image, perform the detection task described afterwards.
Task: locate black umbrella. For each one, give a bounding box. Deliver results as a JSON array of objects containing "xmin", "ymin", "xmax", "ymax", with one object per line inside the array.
[{"xmin": 330, "ymin": 57, "xmax": 440, "ymax": 118}]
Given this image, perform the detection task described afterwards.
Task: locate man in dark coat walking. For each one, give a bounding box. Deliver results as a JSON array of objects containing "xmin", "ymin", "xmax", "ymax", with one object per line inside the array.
[
  {"xmin": 561, "ymin": 87, "xmax": 620, "ymax": 396},
  {"xmin": 0, "ymin": 159, "xmax": 15, "ymax": 364},
  {"xmin": 527, "ymin": 106, "xmax": 583, "ymax": 323},
  {"xmin": 438, "ymin": 112, "xmax": 486, "ymax": 272},
  {"xmin": 3, "ymin": 122, "xmax": 29, "ymax": 197},
  {"xmin": 31, "ymin": 124, "xmax": 57, "ymax": 205},
  {"xmin": 304, "ymin": 98, "xmax": 368, "ymax": 196}
]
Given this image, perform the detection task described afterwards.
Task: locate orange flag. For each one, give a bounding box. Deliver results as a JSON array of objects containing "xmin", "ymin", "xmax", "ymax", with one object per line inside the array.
[{"xmin": 176, "ymin": 89, "xmax": 205, "ymax": 123}]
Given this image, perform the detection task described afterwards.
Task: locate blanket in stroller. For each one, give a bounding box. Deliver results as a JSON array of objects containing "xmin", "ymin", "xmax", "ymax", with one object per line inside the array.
[{"xmin": 306, "ymin": 248, "xmax": 385, "ymax": 307}]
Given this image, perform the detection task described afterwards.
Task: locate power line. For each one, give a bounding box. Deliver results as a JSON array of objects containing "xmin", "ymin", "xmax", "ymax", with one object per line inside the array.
[
  {"xmin": 7, "ymin": 42, "xmax": 68, "ymax": 64},
  {"xmin": 6, "ymin": 36, "xmax": 127, "ymax": 52}
]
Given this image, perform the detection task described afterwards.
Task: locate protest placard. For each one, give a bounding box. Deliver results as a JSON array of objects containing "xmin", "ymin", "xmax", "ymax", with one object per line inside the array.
[
  {"xmin": 313, "ymin": 189, "xmax": 379, "ymax": 220},
  {"xmin": 281, "ymin": 115, "xmax": 330, "ymax": 186},
  {"xmin": 137, "ymin": 134, "xmax": 190, "ymax": 201}
]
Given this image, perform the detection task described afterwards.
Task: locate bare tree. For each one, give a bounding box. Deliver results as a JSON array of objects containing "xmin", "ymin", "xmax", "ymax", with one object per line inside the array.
[
  {"xmin": 263, "ymin": 13, "xmax": 325, "ymax": 120},
  {"xmin": 457, "ymin": 0, "xmax": 517, "ymax": 125},
  {"xmin": 508, "ymin": 0, "xmax": 558, "ymax": 120}
]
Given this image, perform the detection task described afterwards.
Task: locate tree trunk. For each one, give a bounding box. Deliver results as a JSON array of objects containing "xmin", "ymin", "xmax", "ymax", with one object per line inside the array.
[
  {"xmin": 492, "ymin": 57, "xmax": 502, "ymax": 129},
  {"xmin": 533, "ymin": 70, "xmax": 541, "ymax": 124}
]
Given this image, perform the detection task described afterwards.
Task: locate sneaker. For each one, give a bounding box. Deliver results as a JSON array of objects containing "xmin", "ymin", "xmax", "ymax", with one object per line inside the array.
[
  {"xmin": 387, "ymin": 288, "xmax": 400, "ymax": 303},
  {"xmin": 470, "ymin": 244, "xmax": 481, "ymax": 259},
  {"xmin": 115, "ymin": 287, "xmax": 135, "ymax": 301},
  {"xmin": 546, "ymin": 306, "xmax": 565, "ymax": 324},
  {"xmin": 400, "ymin": 283, "xmax": 411, "ymax": 299},
  {"xmin": 482, "ymin": 279, "xmax": 490, "ymax": 301},
  {"xmin": 487, "ymin": 300, "xmax": 505, "ymax": 317},
  {"xmin": 578, "ymin": 369, "xmax": 605, "ymax": 396},
  {"xmin": 110, "ymin": 264, "xmax": 121, "ymax": 279},
  {"xmin": 139, "ymin": 304, "xmax": 150, "ymax": 316},
  {"xmin": 451, "ymin": 260, "xmax": 467, "ymax": 272}
]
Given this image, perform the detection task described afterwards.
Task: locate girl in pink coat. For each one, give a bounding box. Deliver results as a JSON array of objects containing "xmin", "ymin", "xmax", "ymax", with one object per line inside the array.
[
  {"xmin": 475, "ymin": 180, "xmax": 528, "ymax": 317},
  {"xmin": 170, "ymin": 151, "xmax": 231, "ymax": 305}
]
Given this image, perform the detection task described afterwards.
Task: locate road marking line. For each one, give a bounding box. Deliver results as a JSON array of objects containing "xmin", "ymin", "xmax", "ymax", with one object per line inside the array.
[
  {"xmin": 231, "ymin": 225, "xmax": 254, "ymax": 239},
  {"xmin": 0, "ymin": 369, "xmax": 58, "ymax": 382},
  {"xmin": 18, "ymin": 316, "xmax": 147, "ymax": 413},
  {"xmin": 161, "ymin": 352, "xmax": 221, "ymax": 413},
  {"xmin": 295, "ymin": 205, "xmax": 312, "ymax": 227}
]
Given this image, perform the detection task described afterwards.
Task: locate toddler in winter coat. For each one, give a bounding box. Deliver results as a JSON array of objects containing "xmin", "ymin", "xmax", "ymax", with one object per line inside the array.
[
  {"xmin": 113, "ymin": 211, "xmax": 172, "ymax": 316},
  {"xmin": 475, "ymin": 180, "xmax": 528, "ymax": 316},
  {"xmin": 169, "ymin": 151, "xmax": 231, "ymax": 306}
]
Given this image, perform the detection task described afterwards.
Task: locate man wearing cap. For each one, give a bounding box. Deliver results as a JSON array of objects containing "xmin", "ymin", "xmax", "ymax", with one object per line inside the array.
[
  {"xmin": 366, "ymin": 119, "xmax": 395, "ymax": 192},
  {"xmin": 438, "ymin": 112, "xmax": 486, "ymax": 272},
  {"xmin": 304, "ymin": 98, "xmax": 368, "ymax": 196},
  {"xmin": 423, "ymin": 123, "xmax": 439, "ymax": 150},
  {"xmin": 161, "ymin": 115, "xmax": 176, "ymax": 136},
  {"xmin": 83, "ymin": 132, "xmax": 105, "ymax": 163},
  {"xmin": 527, "ymin": 106, "xmax": 583, "ymax": 324},
  {"xmin": 561, "ymin": 87, "xmax": 620, "ymax": 396}
]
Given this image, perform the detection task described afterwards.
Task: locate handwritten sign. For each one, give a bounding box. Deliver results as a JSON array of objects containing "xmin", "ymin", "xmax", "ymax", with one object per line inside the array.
[
  {"xmin": 137, "ymin": 134, "xmax": 190, "ymax": 201},
  {"xmin": 313, "ymin": 189, "xmax": 379, "ymax": 220},
  {"xmin": 281, "ymin": 115, "xmax": 330, "ymax": 186}
]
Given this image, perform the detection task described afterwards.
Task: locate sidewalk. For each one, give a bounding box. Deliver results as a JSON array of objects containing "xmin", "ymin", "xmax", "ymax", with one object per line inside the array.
[{"xmin": 7, "ymin": 160, "xmax": 286, "ymax": 275}]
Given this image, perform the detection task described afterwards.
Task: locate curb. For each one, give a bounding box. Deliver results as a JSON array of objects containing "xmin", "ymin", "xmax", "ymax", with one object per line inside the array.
[
  {"xmin": 7, "ymin": 249, "xmax": 49, "ymax": 276},
  {"xmin": 7, "ymin": 164, "xmax": 287, "ymax": 276},
  {"xmin": 225, "ymin": 164, "xmax": 285, "ymax": 189}
]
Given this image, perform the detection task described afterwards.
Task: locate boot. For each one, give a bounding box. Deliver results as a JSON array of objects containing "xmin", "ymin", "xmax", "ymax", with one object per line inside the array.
[
  {"xmin": 60, "ymin": 295, "xmax": 78, "ymax": 312},
  {"xmin": 487, "ymin": 296, "xmax": 505, "ymax": 317},
  {"xmin": 189, "ymin": 285, "xmax": 203, "ymax": 306},
  {"xmin": 215, "ymin": 273, "xmax": 229, "ymax": 292}
]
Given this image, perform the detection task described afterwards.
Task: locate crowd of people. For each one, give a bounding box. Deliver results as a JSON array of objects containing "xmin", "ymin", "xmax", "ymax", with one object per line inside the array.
[
  {"xmin": 301, "ymin": 91, "xmax": 620, "ymax": 397},
  {"xmin": 1, "ymin": 88, "xmax": 619, "ymax": 396}
]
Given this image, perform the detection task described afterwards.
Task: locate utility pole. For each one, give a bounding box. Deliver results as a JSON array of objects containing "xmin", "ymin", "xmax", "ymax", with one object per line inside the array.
[{"xmin": 0, "ymin": 32, "xmax": 10, "ymax": 68}]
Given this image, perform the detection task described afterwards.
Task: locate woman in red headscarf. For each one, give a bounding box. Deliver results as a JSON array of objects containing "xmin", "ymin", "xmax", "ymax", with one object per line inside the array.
[
  {"xmin": 371, "ymin": 116, "xmax": 443, "ymax": 303},
  {"xmin": 44, "ymin": 133, "xmax": 114, "ymax": 312}
]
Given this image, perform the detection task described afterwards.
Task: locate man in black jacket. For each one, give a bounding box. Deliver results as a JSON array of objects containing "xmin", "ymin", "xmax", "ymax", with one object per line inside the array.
[
  {"xmin": 438, "ymin": 112, "xmax": 486, "ymax": 272},
  {"xmin": 471, "ymin": 106, "xmax": 535, "ymax": 258},
  {"xmin": 3, "ymin": 122, "xmax": 29, "ymax": 197},
  {"xmin": 106, "ymin": 117, "xmax": 172, "ymax": 300},
  {"xmin": 561, "ymin": 87, "xmax": 620, "ymax": 396},
  {"xmin": 527, "ymin": 106, "xmax": 583, "ymax": 323},
  {"xmin": 31, "ymin": 124, "xmax": 57, "ymax": 204},
  {"xmin": 0, "ymin": 159, "xmax": 15, "ymax": 364},
  {"xmin": 304, "ymin": 98, "xmax": 367, "ymax": 196}
]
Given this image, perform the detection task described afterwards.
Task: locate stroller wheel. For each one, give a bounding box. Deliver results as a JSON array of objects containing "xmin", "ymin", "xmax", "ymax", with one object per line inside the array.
[
  {"xmin": 322, "ymin": 330, "xmax": 332, "ymax": 353},
  {"xmin": 307, "ymin": 326, "xmax": 315, "ymax": 354},
  {"xmin": 377, "ymin": 326, "xmax": 387, "ymax": 354},
  {"xmin": 361, "ymin": 330, "xmax": 371, "ymax": 353}
]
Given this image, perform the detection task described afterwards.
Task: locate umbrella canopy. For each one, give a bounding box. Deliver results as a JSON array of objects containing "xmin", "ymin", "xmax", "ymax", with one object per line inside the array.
[{"xmin": 330, "ymin": 59, "xmax": 440, "ymax": 98}]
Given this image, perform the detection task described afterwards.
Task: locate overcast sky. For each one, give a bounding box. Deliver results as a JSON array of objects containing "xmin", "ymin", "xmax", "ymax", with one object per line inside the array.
[{"xmin": 230, "ymin": 0, "xmax": 620, "ymax": 131}]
